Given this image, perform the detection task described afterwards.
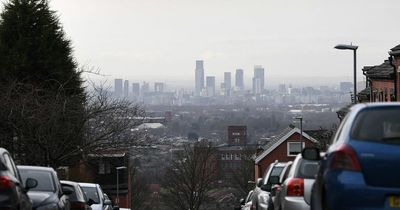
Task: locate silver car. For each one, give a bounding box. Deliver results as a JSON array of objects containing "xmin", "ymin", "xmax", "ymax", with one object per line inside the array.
[{"xmin": 271, "ymin": 154, "xmax": 319, "ymax": 210}]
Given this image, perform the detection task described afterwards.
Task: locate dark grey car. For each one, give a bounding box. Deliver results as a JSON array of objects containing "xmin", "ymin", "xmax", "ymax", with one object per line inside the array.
[
  {"xmin": 0, "ymin": 148, "xmax": 37, "ymax": 210},
  {"xmin": 18, "ymin": 165, "xmax": 71, "ymax": 210}
]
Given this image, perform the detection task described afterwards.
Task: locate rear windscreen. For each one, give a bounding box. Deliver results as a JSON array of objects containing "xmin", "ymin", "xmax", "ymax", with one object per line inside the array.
[
  {"xmin": 297, "ymin": 159, "xmax": 319, "ymax": 179},
  {"xmin": 351, "ymin": 107, "xmax": 400, "ymax": 144}
]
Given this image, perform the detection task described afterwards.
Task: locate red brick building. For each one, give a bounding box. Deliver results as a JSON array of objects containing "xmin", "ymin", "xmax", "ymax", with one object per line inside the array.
[
  {"xmin": 358, "ymin": 44, "xmax": 400, "ymax": 103},
  {"xmin": 254, "ymin": 126, "xmax": 317, "ymax": 180},
  {"xmin": 227, "ymin": 126, "xmax": 247, "ymax": 145}
]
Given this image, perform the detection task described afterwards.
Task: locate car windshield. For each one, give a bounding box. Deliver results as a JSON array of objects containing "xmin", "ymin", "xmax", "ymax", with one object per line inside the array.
[
  {"xmin": 19, "ymin": 169, "xmax": 55, "ymax": 192},
  {"xmin": 81, "ymin": 186, "xmax": 100, "ymax": 203},
  {"xmin": 351, "ymin": 107, "xmax": 400, "ymax": 144},
  {"xmin": 263, "ymin": 166, "xmax": 284, "ymax": 185}
]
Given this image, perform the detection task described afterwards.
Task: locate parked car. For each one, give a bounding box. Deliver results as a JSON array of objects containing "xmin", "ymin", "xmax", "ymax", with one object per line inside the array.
[
  {"xmin": 271, "ymin": 154, "xmax": 319, "ymax": 210},
  {"xmin": 78, "ymin": 183, "xmax": 112, "ymax": 210},
  {"xmin": 18, "ymin": 165, "xmax": 71, "ymax": 210},
  {"xmin": 103, "ymin": 193, "xmax": 113, "ymax": 210},
  {"xmin": 251, "ymin": 161, "xmax": 292, "ymax": 210},
  {"xmin": 303, "ymin": 103, "xmax": 400, "ymax": 210},
  {"xmin": 61, "ymin": 180, "xmax": 93, "ymax": 210},
  {"xmin": 239, "ymin": 190, "xmax": 254, "ymax": 210},
  {"xmin": 0, "ymin": 148, "xmax": 37, "ymax": 210}
]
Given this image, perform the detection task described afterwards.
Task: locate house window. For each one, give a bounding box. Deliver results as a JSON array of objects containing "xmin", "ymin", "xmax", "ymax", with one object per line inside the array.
[
  {"xmin": 99, "ymin": 161, "xmax": 105, "ymax": 174},
  {"xmin": 98, "ymin": 160, "xmax": 111, "ymax": 174},
  {"xmin": 221, "ymin": 154, "xmax": 225, "ymax": 160},
  {"xmin": 287, "ymin": 142, "xmax": 305, "ymax": 156}
]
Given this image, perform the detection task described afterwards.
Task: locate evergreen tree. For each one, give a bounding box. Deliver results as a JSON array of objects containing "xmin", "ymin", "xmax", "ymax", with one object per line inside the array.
[
  {"xmin": 0, "ymin": 0, "xmax": 85, "ymax": 167},
  {"xmin": 0, "ymin": 0, "xmax": 83, "ymax": 95}
]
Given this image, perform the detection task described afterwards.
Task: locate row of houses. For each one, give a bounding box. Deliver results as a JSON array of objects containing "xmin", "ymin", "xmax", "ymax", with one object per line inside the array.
[{"xmin": 359, "ymin": 44, "xmax": 400, "ymax": 103}]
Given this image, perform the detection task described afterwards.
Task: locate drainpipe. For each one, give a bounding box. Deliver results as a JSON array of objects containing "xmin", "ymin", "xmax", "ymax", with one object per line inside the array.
[{"xmin": 389, "ymin": 56, "xmax": 397, "ymax": 101}]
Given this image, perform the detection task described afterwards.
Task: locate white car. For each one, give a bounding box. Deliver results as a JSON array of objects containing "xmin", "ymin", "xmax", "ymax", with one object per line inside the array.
[{"xmin": 79, "ymin": 182, "xmax": 112, "ymax": 210}]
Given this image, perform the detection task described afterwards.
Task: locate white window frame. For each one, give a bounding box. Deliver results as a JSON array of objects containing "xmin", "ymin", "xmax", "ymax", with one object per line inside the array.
[{"xmin": 287, "ymin": 142, "xmax": 305, "ymax": 157}]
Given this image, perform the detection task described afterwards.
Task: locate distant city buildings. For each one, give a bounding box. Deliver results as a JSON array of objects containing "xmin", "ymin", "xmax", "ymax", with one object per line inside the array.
[
  {"xmin": 206, "ymin": 76, "xmax": 216, "ymax": 97},
  {"xmin": 124, "ymin": 80, "xmax": 129, "ymax": 98},
  {"xmin": 235, "ymin": 69, "xmax": 244, "ymax": 91},
  {"xmin": 253, "ymin": 65, "xmax": 265, "ymax": 94},
  {"xmin": 340, "ymin": 82, "xmax": 353, "ymax": 93},
  {"xmin": 114, "ymin": 79, "xmax": 123, "ymax": 97},
  {"xmin": 195, "ymin": 60, "xmax": 204, "ymax": 96},
  {"xmin": 224, "ymin": 72, "xmax": 232, "ymax": 96},
  {"xmin": 132, "ymin": 83, "xmax": 140, "ymax": 97},
  {"xmin": 154, "ymin": 82, "xmax": 165, "ymax": 93}
]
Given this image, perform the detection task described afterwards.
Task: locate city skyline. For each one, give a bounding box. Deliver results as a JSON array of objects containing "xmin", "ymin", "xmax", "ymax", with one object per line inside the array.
[{"xmin": 49, "ymin": 0, "xmax": 400, "ymax": 85}]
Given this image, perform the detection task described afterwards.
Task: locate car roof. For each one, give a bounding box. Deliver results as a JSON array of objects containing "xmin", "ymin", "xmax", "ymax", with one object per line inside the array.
[
  {"xmin": 78, "ymin": 182, "xmax": 98, "ymax": 187},
  {"xmin": 0, "ymin": 147, "xmax": 8, "ymax": 154},
  {"xmin": 17, "ymin": 165, "xmax": 55, "ymax": 172},
  {"xmin": 61, "ymin": 180, "xmax": 80, "ymax": 186}
]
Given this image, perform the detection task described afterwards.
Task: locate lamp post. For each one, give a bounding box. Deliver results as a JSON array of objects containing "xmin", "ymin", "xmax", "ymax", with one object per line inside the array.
[
  {"xmin": 116, "ymin": 166, "xmax": 127, "ymax": 207},
  {"xmin": 295, "ymin": 116, "xmax": 303, "ymax": 151},
  {"xmin": 335, "ymin": 44, "xmax": 359, "ymax": 104}
]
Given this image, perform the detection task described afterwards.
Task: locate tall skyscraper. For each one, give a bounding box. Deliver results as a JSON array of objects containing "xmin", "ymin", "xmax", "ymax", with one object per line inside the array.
[
  {"xmin": 195, "ymin": 60, "xmax": 204, "ymax": 96},
  {"xmin": 224, "ymin": 72, "xmax": 231, "ymax": 96},
  {"xmin": 206, "ymin": 76, "xmax": 216, "ymax": 97},
  {"xmin": 235, "ymin": 69, "xmax": 244, "ymax": 90},
  {"xmin": 141, "ymin": 82, "xmax": 150, "ymax": 95},
  {"xmin": 114, "ymin": 79, "xmax": 123, "ymax": 97},
  {"xmin": 132, "ymin": 83, "xmax": 140, "ymax": 97},
  {"xmin": 124, "ymin": 80, "xmax": 129, "ymax": 98},
  {"xmin": 253, "ymin": 65, "xmax": 265, "ymax": 94}
]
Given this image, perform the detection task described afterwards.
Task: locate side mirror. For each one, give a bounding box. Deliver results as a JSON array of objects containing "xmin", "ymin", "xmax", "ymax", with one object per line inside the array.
[
  {"xmin": 269, "ymin": 176, "xmax": 280, "ymax": 185},
  {"xmin": 104, "ymin": 199, "xmax": 112, "ymax": 205},
  {"xmin": 239, "ymin": 198, "xmax": 245, "ymax": 205},
  {"xmin": 256, "ymin": 178, "xmax": 263, "ymax": 187},
  {"xmin": 62, "ymin": 186, "xmax": 74, "ymax": 195},
  {"xmin": 87, "ymin": 198, "xmax": 97, "ymax": 206},
  {"xmin": 270, "ymin": 184, "xmax": 281, "ymax": 196},
  {"xmin": 25, "ymin": 178, "xmax": 38, "ymax": 190},
  {"xmin": 302, "ymin": 147, "xmax": 321, "ymax": 161}
]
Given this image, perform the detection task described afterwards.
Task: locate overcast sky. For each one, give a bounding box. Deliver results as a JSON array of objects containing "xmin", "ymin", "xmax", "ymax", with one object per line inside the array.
[{"xmin": 47, "ymin": 0, "xmax": 400, "ymax": 87}]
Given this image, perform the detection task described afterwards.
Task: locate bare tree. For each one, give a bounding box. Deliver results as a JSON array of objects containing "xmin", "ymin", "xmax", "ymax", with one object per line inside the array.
[
  {"xmin": 0, "ymin": 81, "xmax": 146, "ymax": 167},
  {"xmin": 228, "ymin": 149, "xmax": 255, "ymax": 197},
  {"xmin": 162, "ymin": 141, "xmax": 217, "ymax": 210}
]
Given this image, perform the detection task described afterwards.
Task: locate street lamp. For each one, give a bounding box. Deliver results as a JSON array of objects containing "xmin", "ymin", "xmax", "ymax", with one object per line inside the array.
[
  {"xmin": 116, "ymin": 166, "xmax": 127, "ymax": 206},
  {"xmin": 335, "ymin": 44, "xmax": 359, "ymax": 104},
  {"xmin": 295, "ymin": 116, "xmax": 303, "ymax": 151}
]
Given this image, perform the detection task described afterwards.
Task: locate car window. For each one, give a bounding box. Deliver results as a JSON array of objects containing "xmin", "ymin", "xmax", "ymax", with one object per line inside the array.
[
  {"xmin": 19, "ymin": 169, "xmax": 56, "ymax": 192},
  {"xmin": 297, "ymin": 159, "xmax": 319, "ymax": 179},
  {"xmin": 263, "ymin": 166, "xmax": 284, "ymax": 185},
  {"xmin": 81, "ymin": 186, "xmax": 100, "ymax": 203},
  {"xmin": 351, "ymin": 107, "xmax": 400, "ymax": 144},
  {"xmin": 63, "ymin": 185, "xmax": 78, "ymax": 201}
]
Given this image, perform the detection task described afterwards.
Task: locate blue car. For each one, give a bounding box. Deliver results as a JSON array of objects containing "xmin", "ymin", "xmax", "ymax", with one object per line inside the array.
[{"xmin": 302, "ymin": 102, "xmax": 400, "ymax": 210}]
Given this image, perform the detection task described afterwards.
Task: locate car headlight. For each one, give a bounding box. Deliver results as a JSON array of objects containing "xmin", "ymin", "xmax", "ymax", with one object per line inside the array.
[
  {"xmin": 36, "ymin": 203, "xmax": 58, "ymax": 210},
  {"xmin": 259, "ymin": 193, "xmax": 270, "ymax": 204}
]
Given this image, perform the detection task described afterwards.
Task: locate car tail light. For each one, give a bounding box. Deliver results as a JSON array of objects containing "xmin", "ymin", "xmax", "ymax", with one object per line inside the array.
[
  {"xmin": 287, "ymin": 178, "xmax": 304, "ymax": 196},
  {"xmin": 0, "ymin": 176, "xmax": 13, "ymax": 189},
  {"xmin": 70, "ymin": 202, "xmax": 86, "ymax": 210},
  {"xmin": 330, "ymin": 144, "xmax": 361, "ymax": 171}
]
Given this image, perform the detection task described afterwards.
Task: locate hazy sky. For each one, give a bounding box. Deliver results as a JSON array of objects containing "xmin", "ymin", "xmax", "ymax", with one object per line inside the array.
[{"xmin": 44, "ymin": 0, "xmax": 400, "ymax": 87}]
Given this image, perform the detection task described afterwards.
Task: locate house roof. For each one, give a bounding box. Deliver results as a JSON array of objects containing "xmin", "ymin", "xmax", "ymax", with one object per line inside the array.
[
  {"xmin": 254, "ymin": 126, "xmax": 318, "ymax": 164},
  {"xmin": 390, "ymin": 44, "xmax": 400, "ymax": 56},
  {"xmin": 364, "ymin": 60, "xmax": 394, "ymax": 79}
]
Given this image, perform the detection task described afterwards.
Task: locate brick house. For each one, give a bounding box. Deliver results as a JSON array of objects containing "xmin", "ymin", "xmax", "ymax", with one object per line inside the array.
[
  {"xmin": 389, "ymin": 44, "xmax": 400, "ymax": 101},
  {"xmin": 66, "ymin": 151, "xmax": 132, "ymax": 209},
  {"xmin": 358, "ymin": 44, "xmax": 400, "ymax": 103},
  {"xmin": 254, "ymin": 125, "xmax": 317, "ymax": 180}
]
